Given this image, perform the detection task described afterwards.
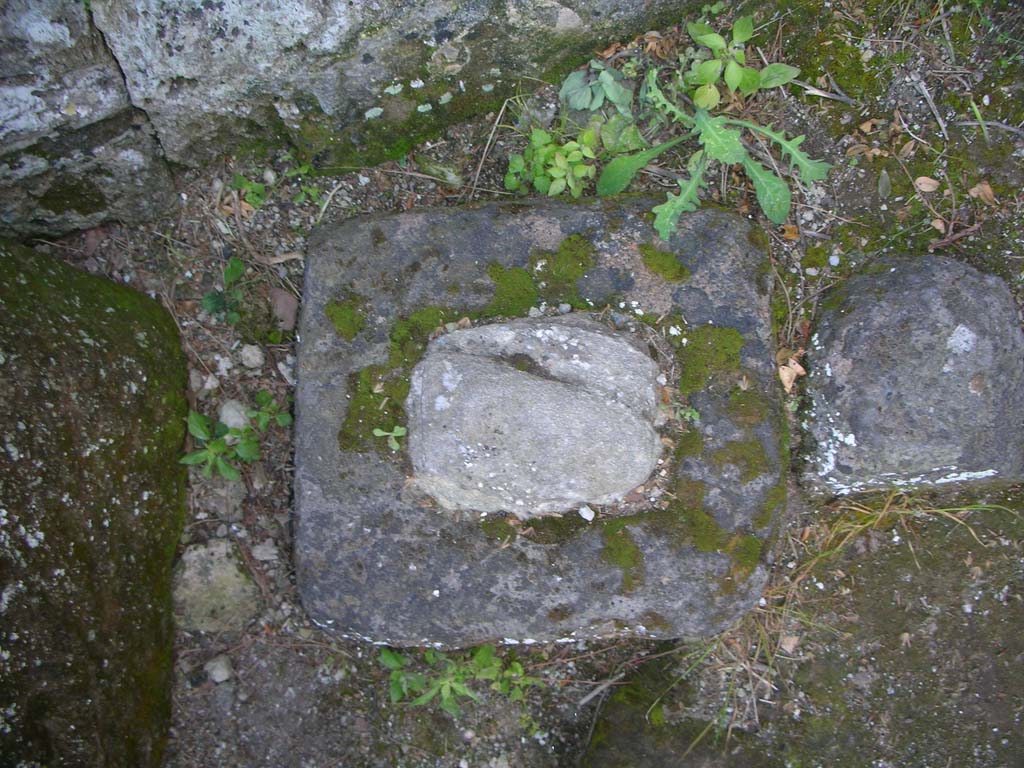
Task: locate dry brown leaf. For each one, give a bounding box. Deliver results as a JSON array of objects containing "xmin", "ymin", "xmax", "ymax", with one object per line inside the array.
[
  {"xmin": 858, "ymin": 118, "xmax": 879, "ymax": 133},
  {"xmin": 900, "ymin": 632, "xmax": 912, "ymax": 648},
  {"xmin": 269, "ymin": 287, "xmax": 298, "ymax": 331},
  {"xmin": 914, "ymin": 176, "xmax": 940, "ymax": 192},
  {"xmin": 968, "ymin": 180, "xmax": 996, "ymax": 205},
  {"xmin": 780, "ymin": 635, "xmax": 801, "ymax": 654},
  {"xmin": 776, "ymin": 347, "xmax": 796, "ymax": 366},
  {"xmin": 898, "ymin": 139, "xmax": 917, "ymax": 158},
  {"xmin": 779, "ymin": 365, "xmax": 799, "ymax": 393},
  {"xmin": 781, "ymin": 223, "xmax": 800, "ymax": 241},
  {"xmin": 931, "ymin": 218, "xmax": 946, "ymax": 233},
  {"xmin": 845, "ymin": 143, "xmax": 870, "ymax": 157},
  {"xmin": 787, "ymin": 358, "xmax": 807, "ymax": 376}
]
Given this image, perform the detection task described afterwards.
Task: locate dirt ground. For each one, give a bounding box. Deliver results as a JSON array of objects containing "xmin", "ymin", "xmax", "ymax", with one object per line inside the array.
[{"xmin": 39, "ymin": 2, "xmax": 1023, "ymax": 765}]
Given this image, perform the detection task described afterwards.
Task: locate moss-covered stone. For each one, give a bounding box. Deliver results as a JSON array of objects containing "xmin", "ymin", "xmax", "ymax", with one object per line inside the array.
[
  {"xmin": 601, "ymin": 520, "xmax": 644, "ymax": 593},
  {"xmin": 0, "ymin": 242, "xmax": 187, "ymax": 766},
  {"xmin": 712, "ymin": 439, "xmax": 771, "ymax": 483},
  {"xmin": 727, "ymin": 386, "xmax": 770, "ymax": 428},
  {"xmin": 325, "ymin": 292, "xmax": 366, "ymax": 341},
  {"xmin": 484, "ymin": 263, "xmax": 539, "ymax": 318},
  {"xmin": 639, "ymin": 242, "xmax": 689, "ymax": 282},
  {"xmin": 676, "ymin": 325, "xmax": 745, "ymax": 396},
  {"xmin": 531, "ymin": 233, "xmax": 596, "ymax": 307}
]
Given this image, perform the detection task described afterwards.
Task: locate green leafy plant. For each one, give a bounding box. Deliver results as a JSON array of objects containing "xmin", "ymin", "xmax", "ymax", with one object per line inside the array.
[
  {"xmin": 247, "ymin": 391, "xmax": 293, "ymax": 432},
  {"xmin": 202, "ymin": 256, "xmax": 245, "ymax": 324},
  {"xmin": 508, "ymin": 13, "xmax": 830, "ymax": 234},
  {"xmin": 599, "ymin": 55, "xmax": 829, "ymax": 231},
  {"xmin": 231, "ymin": 173, "xmax": 267, "ymax": 207},
  {"xmin": 680, "ymin": 16, "xmax": 800, "ymax": 109},
  {"xmin": 179, "ymin": 411, "xmax": 260, "ymax": 481},
  {"xmin": 372, "ymin": 425, "xmax": 407, "ymax": 451},
  {"xmin": 379, "ymin": 644, "xmax": 543, "ymax": 718},
  {"xmin": 505, "ymin": 128, "xmax": 598, "ymax": 198},
  {"xmin": 559, "ymin": 59, "xmax": 634, "ymax": 115}
]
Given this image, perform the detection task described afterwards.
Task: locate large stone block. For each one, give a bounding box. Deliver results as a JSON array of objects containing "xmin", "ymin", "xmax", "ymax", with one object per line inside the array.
[
  {"xmin": 295, "ymin": 200, "xmax": 787, "ymax": 647},
  {"xmin": 0, "ymin": 243, "xmax": 187, "ymax": 765},
  {"xmin": 802, "ymin": 255, "xmax": 1024, "ymax": 496},
  {"xmin": 0, "ymin": 0, "xmax": 174, "ymax": 238}
]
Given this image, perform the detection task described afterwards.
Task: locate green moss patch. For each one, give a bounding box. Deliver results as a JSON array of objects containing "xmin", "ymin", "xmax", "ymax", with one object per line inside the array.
[
  {"xmin": 727, "ymin": 386, "xmax": 770, "ymax": 428},
  {"xmin": 601, "ymin": 520, "xmax": 644, "ymax": 593},
  {"xmin": 325, "ymin": 293, "xmax": 366, "ymax": 341},
  {"xmin": 480, "ymin": 516, "xmax": 518, "ymax": 544},
  {"xmin": 338, "ymin": 365, "xmax": 410, "ymax": 453},
  {"xmin": 484, "ymin": 264, "xmax": 538, "ymax": 318},
  {"xmin": 531, "ymin": 234, "xmax": 596, "ymax": 307},
  {"xmin": 675, "ymin": 428, "xmax": 704, "ymax": 460},
  {"xmin": 676, "ymin": 325, "xmax": 745, "ymax": 396},
  {"xmin": 389, "ymin": 306, "xmax": 451, "ymax": 366},
  {"xmin": 711, "ymin": 439, "xmax": 771, "ymax": 483},
  {"xmin": 639, "ymin": 243, "xmax": 690, "ymax": 282}
]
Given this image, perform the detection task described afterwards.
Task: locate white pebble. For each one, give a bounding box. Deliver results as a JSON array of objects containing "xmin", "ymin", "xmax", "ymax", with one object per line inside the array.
[
  {"xmin": 578, "ymin": 505, "xmax": 595, "ymax": 522},
  {"xmin": 204, "ymin": 655, "xmax": 233, "ymax": 684},
  {"xmin": 218, "ymin": 399, "xmax": 249, "ymax": 431},
  {"xmin": 239, "ymin": 344, "xmax": 265, "ymax": 369}
]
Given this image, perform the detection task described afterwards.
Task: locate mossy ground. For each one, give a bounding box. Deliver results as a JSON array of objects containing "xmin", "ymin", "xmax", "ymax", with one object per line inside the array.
[{"xmin": 638, "ymin": 243, "xmax": 689, "ymax": 283}]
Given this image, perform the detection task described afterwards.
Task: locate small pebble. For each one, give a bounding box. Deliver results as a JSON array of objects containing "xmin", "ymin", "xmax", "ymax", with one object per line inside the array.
[
  {"xmin": 262, "ymin": 169, "xmax": 277, "ymax": 186},
  {"xmin": 557, "ymin": 303, "xmax": 572, "ymax": 314},
  {"xmin": 218, "ymin": 399, "xmax": 249, "ymax": 431},
  {"xmin": 578, "ymin": 505, "xmax": 595, "ymax": 522},
  {"xmin": 527, "ymin": 306, "xmax": 543, "ymax": 317},
  {"xmin": 239, "ymin": 344, "xmax": 265, "ymax": 369},
  {"xmin": 204, "ymin": 655, "xmax": 233, "ymax": 684}
]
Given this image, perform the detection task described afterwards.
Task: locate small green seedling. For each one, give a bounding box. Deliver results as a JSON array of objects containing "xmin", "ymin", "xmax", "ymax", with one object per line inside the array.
[
  {"xmin": 231, "ymin": 173, "xmax": 267, "ymax": 207},
  {"xmin": 379, "ymin": 644, "xmax": 543, "ymax": 718},
  {"xmin": 504, "ymin": 128, "xmax": 598, "ymax": 198},
  {"xmin": 247, "ymin": 390, "xmax": 293, "ymax": 431},
  {"xmin": 202, "ymin": 256, "xmax": 245, "ymax": 324},
  {"xmin": 179, "ymin": 411, "xmax": 260, "ymax": 481},
  {"xmin": 373, "ymin": 425, "xmax": 407, "ymax": 451}
]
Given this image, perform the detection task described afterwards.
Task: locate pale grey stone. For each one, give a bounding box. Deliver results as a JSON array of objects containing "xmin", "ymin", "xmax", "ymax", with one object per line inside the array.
[
  {"xmin": 406, "ymin": 317, "xmax": 662, "ymax": 516},
  {"xmin": 240, "ymin": 344, "xmax": 265, "ymax": 369},
  {"xmin": 802, "ymin": 255, "xmax": 1024, "ymax": 496},
  {"xmin": 173, "ymin": 540, "xmax": 260, "ymax": 633},
  {"xmin": 218, "ymin": 399, "xmax": 249, "ymax": 432},
  {"xmin": 204, "ymin": 654, "xmax": 234, "ymax": 684}
]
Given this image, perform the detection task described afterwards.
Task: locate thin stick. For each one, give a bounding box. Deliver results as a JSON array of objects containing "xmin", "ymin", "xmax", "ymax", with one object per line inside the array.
[
  {"xmin": 466, "ymin": 97, "xmax": 514, "ymax": 203},
  {"xmin": 954, "ymin": 120, "xmax": 1024, "ymax": 140},
  {"xmin": 791, "ymin": 79, "xmax": 857, "ymax": 106},
  {"xmin": 913, "ymin": 77, "xmax": 949, "ymax": 142}
]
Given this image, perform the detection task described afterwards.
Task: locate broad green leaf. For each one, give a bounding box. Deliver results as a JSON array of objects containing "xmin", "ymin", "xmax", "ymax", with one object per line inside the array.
[
  {"xmin": 579, "ymin": 127, "xmax": 599, "ymax": 149},
  {"xmin": 596, "ymin": 134, "xmax": 688, "ymax": 196},
  {"xmin": 547, "ymin": 167, "xmax": 566, "ymax": 179},
  {"xmin": 686, "ymin": 21, "xmax": 715, "ymax": 40},
  {"xmin": 738, "ymin": 66, "xmax": 761, "ymax": 95},
  {"xmin": 693, "ymin": 83, "xmax": 720, "ymax": 109},
  {"xmin": 732, "ymin": 15, "xmax": 754, "ymax": 43},
  {"xmin": 724, "ymin": 59, "xmax": 742, "ymax": 93},
  {"xmin": 201, "ymin": 291, "xmax": 226, "ymax": 315},
  {"xmin": 508, "ymin": 154, "xmax": 525, "ymax": 173},
  {"xmin": 235, "ymin": 438, "xmax": 261, "ymax": 462},
  {"xmin": 651, "ymin": 155, "xmax": 708, "ymax": 240},
  {"xmin": 741, "ymin": 155, "xmax": 791, "ymax": 224},
  {"xmin": 533, "ymin": 175, "xmax": 551, "ymax": 195},
  {"xmin": 600, "ymin": 113, "xmax": 648, "ymax": 154},
  {"xmin": 548, "ymin": 177, "xmax": 567, "ymax": 196},
  {"xmin": 254, "ymin": 390, "xmax": 273, "ymax": 407},
  {"xmin": 758, "ymin": 63, "xmax": 800, "ymax": 89},
  {"xmin": 598, "ymin": 70, "xmax": 633, "ymax": 115},
  {"xmin": 694, "ymin": 32, "xmax": 727, "ymax": 52},
  {"xmin": 694, "ymin": 110, "xmax": 745, "ymax": 163},
  {"xmin": 726, "ymin": 120, "xmax": 832, "ymax": 183},
  {"xmin": 695, "ymin": 59, "xmax": 723, "ymax": 85},
  {"xmin": 275, "ymin": 413, "xmax": 293, "ymax": 427},
  {"xmin": 411, "ymin": 686, "xmax": 439, "ymax": 706},
  {"xmin": 187, "ymin": 411, "xmax": 212, "ymax": 441},
  {"xmin": 372, "ymin": 428, "xmax": 389, "ymax": 437},
  {"xmin": 588, "ymin": 86, "xmax": 605, "ymax": 111},
  {"xmin": 530, "ymin": 128, "xmax": 552, "ymax": 147},
  {"xmin": 179, "ymin": 450, "xmax": 209, "ymax": 466},
  {"xmin": 379, "ymin": 648, "xmax": 407, "ymax": 670},
  {"xmin": 393, "ymin": 426, "xmax": 407, "ymax": 437},
  {"xmin": 732, "ymin": 48, "xmax": 746, "ymax": 65},
  {"xmin": 559, "ymin": 70, "xmax": 591, "ymax": 109},
  {"xmin": 389, "ymin": 677, "xmax": 405, "ymax": 703},
  {"xmin": 223, "ymin": 257, "xmax": 245, "ymax": 286},
  {"xmin": 214, "ymin": 456, "xmax": 241, "ymax": 482},
  {"xmin": 503, "ymin": 171, "xmax": 520, "ymax": 191}
]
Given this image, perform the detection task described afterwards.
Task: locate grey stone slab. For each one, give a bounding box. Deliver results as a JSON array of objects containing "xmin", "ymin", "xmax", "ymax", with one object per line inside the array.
[
  {"xmin": 406, "ymin": 316, "xmax": 663, "ymax": 516},
  {"xmin": 802, "ymin": 255, "xmax": 1024, "ymax": 496},
  {"xmin": 295, "ymin": 199, "xmax": 785, "ymax": 647}
]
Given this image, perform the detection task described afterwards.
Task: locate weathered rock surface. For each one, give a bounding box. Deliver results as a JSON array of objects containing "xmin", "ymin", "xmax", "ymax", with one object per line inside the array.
[
  {"xmin": 295, "ymin": 200, "xmax": 786, "ymax": 647},
  {"xmin": 0, "ymin": 0, "xmax": 174, "ymax": 238},
  {"xmin": 91, "ymin": 0, "xmax": 682, "ymax": 168},
  {"xmin": 173, "ymin": 539, "xmax": 261, "ymax": 633},
  {"xmin": 802, "ymin": 255, "xmax": 1024, "ymax": 496},
  {"xmin": 0, "ymin": 243, "xmax": 186, "ymax": 766},
  {"xmin": 406, "ymin": 316, "xmax": 663, "ymax": 516}
]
